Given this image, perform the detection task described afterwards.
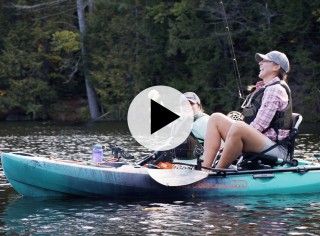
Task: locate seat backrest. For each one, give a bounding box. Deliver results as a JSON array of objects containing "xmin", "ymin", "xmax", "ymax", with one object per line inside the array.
[
  {"xmin": 287, "ymin": 113, "xmax": 303, "ymax": 160},
  {"xmin": 291, "ymin": 113, "xmax": 303, "ymax": 130}
]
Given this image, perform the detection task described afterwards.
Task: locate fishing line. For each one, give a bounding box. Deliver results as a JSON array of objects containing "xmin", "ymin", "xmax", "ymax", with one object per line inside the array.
[{"xmin": 219, "ymin": 0, "xmax": 244, "ymax": 99}]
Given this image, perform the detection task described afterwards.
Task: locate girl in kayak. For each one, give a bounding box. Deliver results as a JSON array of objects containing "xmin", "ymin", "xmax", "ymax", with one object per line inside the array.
[
  {"xmin": 147, "ymin": 92, "xmax": 210, "ymax": 167},
  {"xmin": 202, "ymin": 51, "xmax": 292, "ymax": 169},
  {"xmin": 180, "ymin": 92, "xmax": 209, "ymax": 144}
]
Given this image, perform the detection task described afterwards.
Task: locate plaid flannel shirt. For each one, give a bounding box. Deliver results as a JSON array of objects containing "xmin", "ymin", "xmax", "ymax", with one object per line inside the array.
[{"xmin": 250, "ymin": 77, "xmax": 290, "ymax": 141}]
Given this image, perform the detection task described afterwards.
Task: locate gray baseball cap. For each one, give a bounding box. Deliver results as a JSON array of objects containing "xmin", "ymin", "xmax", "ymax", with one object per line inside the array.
[
  {"xmin": 255, "ymin": 51, "xmax": 290, "ymax": 73},
  {"xmin": 182, "ymin": 92, "xmax": 201, "ymax": 104}
]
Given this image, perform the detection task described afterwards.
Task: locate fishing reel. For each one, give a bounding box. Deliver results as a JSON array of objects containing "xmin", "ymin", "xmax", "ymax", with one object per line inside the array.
[
  {"xmin": 193, "ymin": 145, "xmax": 204, "ymax": 171},
  {"xmin": 193, "ymin": 145, "xmax": 203, "ymax": 158},
  {"xmin": 227, "ymin": 111, "xmax": 244, "ymax": 121}
]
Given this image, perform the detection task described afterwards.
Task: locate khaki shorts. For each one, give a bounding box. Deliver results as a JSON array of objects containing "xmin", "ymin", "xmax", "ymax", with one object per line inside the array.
[{"xmin": 262, "ymin": 137, "xmax": 288, "ymax": 160}]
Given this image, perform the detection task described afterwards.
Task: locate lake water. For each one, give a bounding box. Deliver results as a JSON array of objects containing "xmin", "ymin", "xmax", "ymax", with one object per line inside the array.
[{"xmin": 0, "ymin": 121, "xmax": 320, "ymax": 235}]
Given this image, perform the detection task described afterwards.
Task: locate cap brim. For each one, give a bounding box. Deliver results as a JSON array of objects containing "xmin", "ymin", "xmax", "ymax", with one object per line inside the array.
[
  {"xmin": 255, "ymin": 53, "xmax": 268, "ymax": 62},
  {"xmin": 186, "ymin": 98, "xmax": 196, "ymax": 103}
]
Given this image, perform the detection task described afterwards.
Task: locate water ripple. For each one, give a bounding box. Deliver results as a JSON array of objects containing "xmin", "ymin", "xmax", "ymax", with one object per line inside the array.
[{"xmin": 0, "ymin": 122, "xmax": 320, "ymax": 235}]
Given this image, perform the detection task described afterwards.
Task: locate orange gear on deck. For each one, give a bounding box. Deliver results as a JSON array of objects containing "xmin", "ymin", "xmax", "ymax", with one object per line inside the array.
[{"xmin": 156, "ymin": 162, "xmax": 173, "ymax": 169}]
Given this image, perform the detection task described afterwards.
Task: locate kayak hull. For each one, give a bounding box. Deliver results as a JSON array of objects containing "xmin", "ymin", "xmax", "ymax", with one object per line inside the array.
[{"xmin": 2, "ymin": 152, "xmax": 320, "ymax": 199}]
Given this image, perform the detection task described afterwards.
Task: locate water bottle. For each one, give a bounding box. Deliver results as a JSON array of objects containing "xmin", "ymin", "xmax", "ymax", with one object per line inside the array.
[{"xmin": 92, "ymin": 144, "xmax": 103, "ymax": 163}]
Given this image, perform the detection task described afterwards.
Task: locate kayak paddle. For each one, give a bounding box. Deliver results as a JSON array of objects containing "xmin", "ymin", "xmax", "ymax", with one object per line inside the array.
[{"xmin": 147, "ymin": 168, "xmax": 208, "ymax": 186}]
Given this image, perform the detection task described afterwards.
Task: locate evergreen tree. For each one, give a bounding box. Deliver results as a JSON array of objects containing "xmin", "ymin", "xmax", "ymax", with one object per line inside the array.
[{"xmin": 0, "ymin": 0, "xmax": 319, "ymax": 121}]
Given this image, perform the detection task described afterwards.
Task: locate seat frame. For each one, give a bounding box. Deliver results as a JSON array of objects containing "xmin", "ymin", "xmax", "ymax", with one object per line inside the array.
[{"xmin": 237, "ymin": 113, "xmax": 303, "ymax": 170}]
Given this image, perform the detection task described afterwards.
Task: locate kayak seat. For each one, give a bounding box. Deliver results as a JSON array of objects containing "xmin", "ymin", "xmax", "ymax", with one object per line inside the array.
[{"xmin": 237, "ymin": 113, "xmax": 303, "ymax": 170}]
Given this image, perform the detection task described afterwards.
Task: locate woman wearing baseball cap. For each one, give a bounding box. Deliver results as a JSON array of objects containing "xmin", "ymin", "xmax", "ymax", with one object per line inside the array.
[
  {"xmin": 181, "ymin": 92, "xmax": 209, "ymax": 143},
  {"xmin": 202, "ymin": 50, "xmax": 292, "ymax": 169},
  {"xmin": 165, "ymin": 92, "xmax": 209, "ymax": 163},
  {"xmin": 152, "ymin": 92, "xmax": 209, "ymax": 166}
]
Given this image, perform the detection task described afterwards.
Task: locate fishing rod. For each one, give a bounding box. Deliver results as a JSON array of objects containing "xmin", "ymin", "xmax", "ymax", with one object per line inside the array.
[{"xmin": 219, "ymin": 0, "xmax": 245, "ymax": 99}]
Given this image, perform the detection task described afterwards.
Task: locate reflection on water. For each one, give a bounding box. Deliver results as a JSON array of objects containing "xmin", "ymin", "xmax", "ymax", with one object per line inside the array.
[
  {"xmin": 2, "ymin": 194, "xmax": 320, "ymax": 235},
  {"xmin": 0, "ymin": 121, "xmax": 149, "ymax": 160},
  {"xmin": 0, "ymin": 121, "xmax": 320, "ymax": 235}
]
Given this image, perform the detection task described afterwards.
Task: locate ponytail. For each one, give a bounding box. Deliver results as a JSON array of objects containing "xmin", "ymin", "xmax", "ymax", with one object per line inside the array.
[{"xmin": 278, "ymin": 68, "xmax": 288, "ymax": 81}]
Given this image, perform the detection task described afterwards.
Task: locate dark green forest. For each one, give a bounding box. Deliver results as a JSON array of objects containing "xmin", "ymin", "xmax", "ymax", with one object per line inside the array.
[{"xmin": 0, "ymin": 0, "xmax": 319, "ymax": 122}]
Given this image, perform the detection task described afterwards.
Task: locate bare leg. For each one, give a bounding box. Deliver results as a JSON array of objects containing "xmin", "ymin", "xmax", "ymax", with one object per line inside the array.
[
  {"xmin": 202, "ymin": 113, "xmax": 234, "ymax": 168},
  {"xmin": 215, "ymin": 121, "xmax": 267, "ymax": 168}
]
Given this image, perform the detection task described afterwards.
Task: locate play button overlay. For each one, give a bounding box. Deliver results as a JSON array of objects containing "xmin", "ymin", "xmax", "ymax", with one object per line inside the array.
[
  {"xmin": 151, "ymin": 99, "xmax": 180, "ymax": 134},
  {"xmin": 127, "ymin": 86, "xmax": 193, "ymax": 151}
]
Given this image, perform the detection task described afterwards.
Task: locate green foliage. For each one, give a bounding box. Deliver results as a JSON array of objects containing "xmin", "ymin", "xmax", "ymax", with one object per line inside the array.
[
  {"xmin": 0, "ymin": 0, "xmax": 85, "ymax": 120},
  {"xmin": 48, "ymin": 30, "xmax": 82, "ymax": 92},
  {"xmin": 4, "ymin": 78, "xmax": 56, "ymax": 120},
  {"xmin": 0, "ymin": 20, "xmax": 43, "ymax": 81},
  {"xmin": 51, "ymin": 31, "xmax": 81, "ymax": 53},
  {"xmin": 0, "ymin": 0, "xmax": 319, "ymax": 121}
]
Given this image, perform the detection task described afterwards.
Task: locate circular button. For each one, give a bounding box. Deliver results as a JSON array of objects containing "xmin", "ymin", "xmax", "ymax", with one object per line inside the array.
[{"xmin": 127, "ymin": 86, "xmax": 193, "ymax": 151}]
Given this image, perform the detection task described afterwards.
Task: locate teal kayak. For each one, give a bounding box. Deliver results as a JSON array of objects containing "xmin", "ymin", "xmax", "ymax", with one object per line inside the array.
[{"xmin": 2, "ymin": 152, "xmax": 320, "ymax": 199}]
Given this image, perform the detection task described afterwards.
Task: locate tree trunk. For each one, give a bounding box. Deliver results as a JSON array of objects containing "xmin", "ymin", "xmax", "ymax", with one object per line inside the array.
[{"xmin": 77, "ymin": 0, "xmax": 99, "ymax": 120}]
